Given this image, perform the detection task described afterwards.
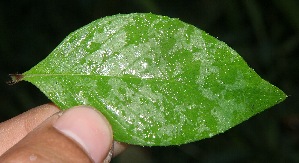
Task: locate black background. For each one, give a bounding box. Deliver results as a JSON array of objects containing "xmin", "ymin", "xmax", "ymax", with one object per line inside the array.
[{"xmin": 1, "ymin": 0, "xmax": 298, "ymax": 162}]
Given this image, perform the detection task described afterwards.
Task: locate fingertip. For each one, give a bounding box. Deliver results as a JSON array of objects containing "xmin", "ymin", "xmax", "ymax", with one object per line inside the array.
[
  {"xmin": 53, "ymin": 106, "xmax": 113, "ymax": 162},
  {"xmin": 113, "ymin": 141, "xmax": 128, "ymax": 157}
]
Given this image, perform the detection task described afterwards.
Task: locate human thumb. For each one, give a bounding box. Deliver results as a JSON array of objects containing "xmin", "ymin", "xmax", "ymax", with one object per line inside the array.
[{"xmin": 0, "ymin": 106, "xmax": 113, "ymax": 163}]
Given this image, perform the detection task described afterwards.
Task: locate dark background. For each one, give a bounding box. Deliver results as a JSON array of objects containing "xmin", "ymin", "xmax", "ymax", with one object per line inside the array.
[{"xmin": 0, "ymin": 0, "xmax": 298, "ymax": 162}]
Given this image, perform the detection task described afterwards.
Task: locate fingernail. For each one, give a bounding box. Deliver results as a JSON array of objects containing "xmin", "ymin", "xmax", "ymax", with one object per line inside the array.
[{"xmin": 53, "ymin": 106, "xmax": 113, "ymax": 162}]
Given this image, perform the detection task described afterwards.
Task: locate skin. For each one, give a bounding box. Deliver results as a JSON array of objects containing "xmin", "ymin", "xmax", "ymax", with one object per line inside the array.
[{"xmin": 0, "ymin": 104, "xmax": 126, "ymax": 163}]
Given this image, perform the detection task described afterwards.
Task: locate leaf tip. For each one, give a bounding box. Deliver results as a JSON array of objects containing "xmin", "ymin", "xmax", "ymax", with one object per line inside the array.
[{"xmin": 7, "ymin": 74, "xmax": 24, "ymax": 85}]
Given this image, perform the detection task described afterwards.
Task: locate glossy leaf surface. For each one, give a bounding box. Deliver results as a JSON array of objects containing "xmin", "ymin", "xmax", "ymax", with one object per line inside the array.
[{"xmin": 19, "ymin": 13, "xmax": 286, "ymax": 146}]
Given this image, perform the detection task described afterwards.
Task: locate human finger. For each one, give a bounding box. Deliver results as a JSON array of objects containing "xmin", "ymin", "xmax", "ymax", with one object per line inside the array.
[{"xmin": 0, "ymin": 106, "xmax": 113, "ymax": 163}]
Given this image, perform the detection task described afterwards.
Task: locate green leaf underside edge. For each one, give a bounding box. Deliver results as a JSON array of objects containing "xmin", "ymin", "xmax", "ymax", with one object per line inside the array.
[{"xmin": 19, "ymin": 13, "xmax": 286, "ymax": 146}]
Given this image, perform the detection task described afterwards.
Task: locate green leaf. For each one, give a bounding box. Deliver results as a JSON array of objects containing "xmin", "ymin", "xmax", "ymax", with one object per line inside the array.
[{"xmin": 16, "ymin": 13, "xmax": 286, "ymax": 146}]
